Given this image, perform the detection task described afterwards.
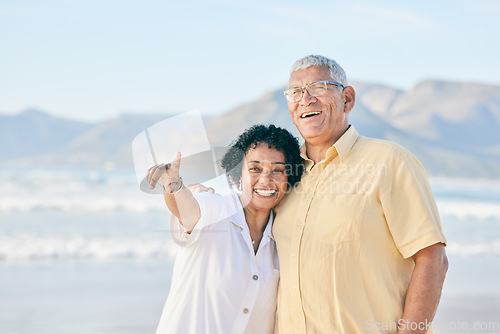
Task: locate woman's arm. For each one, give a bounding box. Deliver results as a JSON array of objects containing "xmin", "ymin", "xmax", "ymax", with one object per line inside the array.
[{"xmin": 147, "ymin": 152, "xmax": 201, "ymax": 232}]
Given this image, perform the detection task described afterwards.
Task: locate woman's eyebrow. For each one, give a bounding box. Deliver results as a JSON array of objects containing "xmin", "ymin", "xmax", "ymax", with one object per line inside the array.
[{"xmin": 248, "ymin": 160, "xmax": 285, "ymax": 165}]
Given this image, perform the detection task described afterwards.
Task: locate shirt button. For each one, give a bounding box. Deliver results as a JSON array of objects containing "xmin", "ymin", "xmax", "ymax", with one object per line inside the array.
[
  {"xmin": 292, "ymin": 285, "xmax": 297, "ymax": 289},
  {"xmin": 296, "ymin": 221, "xmax": 301, "ymax": 226},
  {"xmin": 305, "ymin": 194, "xmax": 310, "ymax": 199},
  {"xmin": 243, "ymin": 308, "xmax": 249, "ymax": 314},
  {"xmin": 297, "ymin": 317, "xmax": 301, "ymax": 322},
  {"xmin": 291, "ymin": 252, "xmax": 296, "ymax": 257},
  {"xmin": 252, "ymin": 275, "xmax": 258, "ymax": 280}
]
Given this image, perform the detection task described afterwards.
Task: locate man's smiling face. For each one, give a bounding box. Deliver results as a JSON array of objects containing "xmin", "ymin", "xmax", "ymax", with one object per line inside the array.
[{"xmin": 287, "ymin": 65, "xmax": 352, "ymax": 148}]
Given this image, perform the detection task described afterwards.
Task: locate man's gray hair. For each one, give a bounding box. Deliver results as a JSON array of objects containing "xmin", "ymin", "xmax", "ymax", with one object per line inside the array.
[{"xmin": 290, "ymin": 55, "xmax": 348, "ymax": 86}]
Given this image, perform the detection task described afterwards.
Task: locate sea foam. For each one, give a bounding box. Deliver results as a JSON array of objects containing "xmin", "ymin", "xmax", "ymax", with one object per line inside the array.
[{"xmin": 0, "ymin": 234, "xmax": 178, "ymax": 261}]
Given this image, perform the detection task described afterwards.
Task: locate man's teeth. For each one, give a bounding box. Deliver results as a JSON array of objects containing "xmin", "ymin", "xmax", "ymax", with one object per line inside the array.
[
  {"xmin": 254, "ymin": 189, "xmax": 277, "ymax": 197},
  {"xmin": 301, "ymin": 111, "xmax": 321, "ymax": 118}
]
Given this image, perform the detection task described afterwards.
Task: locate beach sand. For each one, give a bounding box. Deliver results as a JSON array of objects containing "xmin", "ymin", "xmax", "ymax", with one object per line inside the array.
[
  {"xmin": 0, "ymin": 259, "xmax": 172, "ymax": 334},
  {"xmin": 1, "ymin": 255, "xmax": 500, "ymax": 333},
  {"xmin": 434, "ymin": 295, "xmax": 500, "ymax": 333}
]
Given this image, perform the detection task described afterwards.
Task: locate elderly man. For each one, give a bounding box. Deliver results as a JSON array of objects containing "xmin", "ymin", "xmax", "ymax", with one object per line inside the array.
[{"xmin": 272, "ymin": 55, "xmax": 448, "ymax": 334}]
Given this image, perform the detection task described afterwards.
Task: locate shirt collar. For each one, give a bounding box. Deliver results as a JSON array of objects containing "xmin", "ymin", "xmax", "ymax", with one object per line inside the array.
[
  {"xmin": 263, "ymin": 210, "xmax": 275, "ymax": 241},
  {"xmin": 229, "ymin": 193, "xmax": 275, "ymax": 241},
  {"xmin": 300, "ymin": 125, "xmax": 359, "ymax": 166},
  {"xmin": 332, "ymin": 125, "xmax": 359, "ymax": 164}
]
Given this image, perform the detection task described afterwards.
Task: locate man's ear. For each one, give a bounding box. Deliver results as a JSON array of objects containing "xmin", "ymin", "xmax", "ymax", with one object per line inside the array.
[{"xmin": 342, "ymin": 86, "xmax": 355, "ymax": 114}]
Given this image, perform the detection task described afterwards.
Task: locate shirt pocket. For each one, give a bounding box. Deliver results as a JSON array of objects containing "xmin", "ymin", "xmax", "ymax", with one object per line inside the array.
[{"xmin": 313, "ymin": 193, "xmax": 366, "ymax": 245}]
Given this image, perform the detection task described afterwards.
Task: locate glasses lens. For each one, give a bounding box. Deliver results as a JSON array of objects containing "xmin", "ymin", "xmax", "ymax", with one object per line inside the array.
[
  {"xmin": 285, "ymin": 88, "xmax": 303, "ymax": 103},
  {"xmin": 307, "ymin": 82, "xmax": 327, "ymax": 97}
]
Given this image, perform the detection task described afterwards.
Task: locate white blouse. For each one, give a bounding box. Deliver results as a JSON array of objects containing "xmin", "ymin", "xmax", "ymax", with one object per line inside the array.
[{"xmin": 156, "ymin": 192, "xmax": 280, "ymax": 334}]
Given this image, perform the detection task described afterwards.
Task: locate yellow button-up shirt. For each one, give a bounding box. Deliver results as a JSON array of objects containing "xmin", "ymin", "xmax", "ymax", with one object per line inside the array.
[{"xmin": 273, "ymin": 126, "xmax": 446, "ymax": 334}]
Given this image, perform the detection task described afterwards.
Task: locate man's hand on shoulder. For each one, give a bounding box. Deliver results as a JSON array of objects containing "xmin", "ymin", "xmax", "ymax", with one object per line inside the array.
[{"xmin": 188, "ymin": 184, "xmax": 215, "ymax": 194}]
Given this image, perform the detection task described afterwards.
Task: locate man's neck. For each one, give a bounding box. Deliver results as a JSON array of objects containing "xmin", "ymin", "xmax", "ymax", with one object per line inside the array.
[
  {"xmin": 304, "ymin": 125, "xmax": 350, "ymax": 164},
  {"xmin": 304, "ymin": 143, "xmax": 332, "ymax": 165}
]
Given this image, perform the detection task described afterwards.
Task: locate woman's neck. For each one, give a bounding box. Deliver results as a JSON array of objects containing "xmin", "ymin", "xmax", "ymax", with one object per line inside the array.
[
  {"xmin": 243, "ymin": 207, "xmax": 269, "ymax": 231},
  {"xmin": 241, "ymin": 201, "xmax": 270, "ymax": 252}
]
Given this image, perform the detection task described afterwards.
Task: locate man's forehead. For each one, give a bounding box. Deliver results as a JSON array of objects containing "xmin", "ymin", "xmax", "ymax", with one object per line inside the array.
[{"xmin": 289, "ymin": 65, "xmax": 332, "ymax": 85}]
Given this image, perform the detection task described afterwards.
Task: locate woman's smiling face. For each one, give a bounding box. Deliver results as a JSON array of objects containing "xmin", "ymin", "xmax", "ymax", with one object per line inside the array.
[{"xmin": 239, "ymin": 142, "xmax": 288, "ymax": 212}]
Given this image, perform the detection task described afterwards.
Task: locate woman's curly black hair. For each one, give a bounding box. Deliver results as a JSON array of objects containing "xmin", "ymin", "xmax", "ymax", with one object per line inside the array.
[{"xmin": 220, "ymin": 124, "xmax": 304, "ymax": 189}]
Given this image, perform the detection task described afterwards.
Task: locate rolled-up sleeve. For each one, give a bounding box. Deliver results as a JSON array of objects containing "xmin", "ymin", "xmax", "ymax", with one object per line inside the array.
[{"xmin": 170, "ymin": 192, "xmax": 238, "ymax": 247}]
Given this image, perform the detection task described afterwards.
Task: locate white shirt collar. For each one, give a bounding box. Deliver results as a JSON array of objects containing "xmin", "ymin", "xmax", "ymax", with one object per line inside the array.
[{"xmin": 228, "ymin": 194, "xmax": 275, "ymax": 241}]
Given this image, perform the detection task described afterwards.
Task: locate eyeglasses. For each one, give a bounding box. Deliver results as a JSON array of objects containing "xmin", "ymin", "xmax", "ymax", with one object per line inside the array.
[{"xmin": 283, "ymin": 80, "xmax": 345, "ymax": 103}]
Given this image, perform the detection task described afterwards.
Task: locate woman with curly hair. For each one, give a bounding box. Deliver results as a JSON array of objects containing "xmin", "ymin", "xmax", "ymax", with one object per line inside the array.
[{"xmin": 147, "ymin": 124, "xmax": 303, "ymax": 334}]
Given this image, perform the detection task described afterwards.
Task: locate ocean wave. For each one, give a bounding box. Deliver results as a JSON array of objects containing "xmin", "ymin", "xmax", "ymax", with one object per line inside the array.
[
  {"xmin": 0, "ymin": 235, "xmax": 179, "ymax": 262},
  {"xmin": 0, "ymin": 195, "xmax": 166, "ymax": 213},
  {"xmin": 437, "ymin": 200, "xmax": 500, "ymax": 221},
  {"xmin": 2, "ymin": 171, "xmax": 499, "ymax": 220},
  {"xmin": 1, "ymin": 170, "xmax": 179, "ymax": 213},
  {"xmin": 446, "ymin": 240, "xmax": 500, "ymax": 257},
  {"xmin": 1, "ymin": 235, "xmax": 498, "ymax": 262},
  {"xmin": 3, "ymin": 196, "xmax": 498, "ymax": 221}
]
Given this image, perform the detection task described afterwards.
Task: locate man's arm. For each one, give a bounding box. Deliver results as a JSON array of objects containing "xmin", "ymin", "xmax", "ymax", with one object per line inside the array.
[{"xmin": 398, "ymin": 243, "xmax": 448, "ymax": 333}]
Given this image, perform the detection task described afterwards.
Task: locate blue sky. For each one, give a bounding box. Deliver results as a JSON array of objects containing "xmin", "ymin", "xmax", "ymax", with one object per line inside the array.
[{"xmin": 1, "ymin": 0, "xmax": 499, "ymax": 121}]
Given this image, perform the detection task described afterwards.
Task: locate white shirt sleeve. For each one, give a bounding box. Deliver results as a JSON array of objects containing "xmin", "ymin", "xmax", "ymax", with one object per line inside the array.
[{"xmin": 169, "ymin": 192, "xmax": 239, "ymax": 247}]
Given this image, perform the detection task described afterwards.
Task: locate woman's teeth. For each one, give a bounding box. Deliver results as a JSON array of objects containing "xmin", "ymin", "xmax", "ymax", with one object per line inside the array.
[{"xmin": 254, "ymin": 189, "xmax": 276, "ymax": 197}]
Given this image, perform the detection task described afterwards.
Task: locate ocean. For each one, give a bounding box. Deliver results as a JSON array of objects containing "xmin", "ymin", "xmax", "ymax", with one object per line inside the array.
[{"xmin": 1, "ymin": 168, "xmax": 499, "ymax": 333}]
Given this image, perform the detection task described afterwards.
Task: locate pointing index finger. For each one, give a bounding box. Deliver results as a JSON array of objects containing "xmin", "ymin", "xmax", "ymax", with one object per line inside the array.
[{"xmin": 169, "ymin": 152, "xmax": 181, "ymax": 177}]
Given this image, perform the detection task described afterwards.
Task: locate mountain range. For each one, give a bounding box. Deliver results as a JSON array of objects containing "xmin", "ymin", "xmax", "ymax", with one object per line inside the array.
[{"xmin": 1, "ymin": 79, "xmax": 499, "ymax": 178}]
